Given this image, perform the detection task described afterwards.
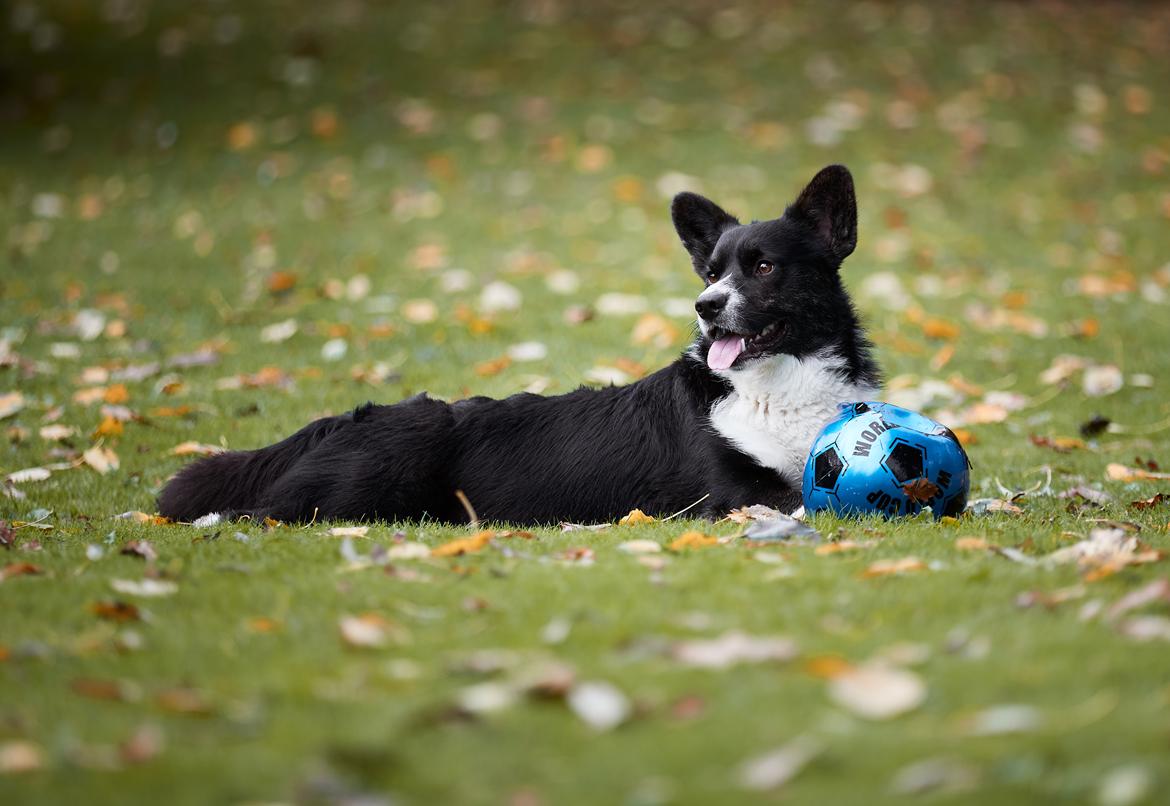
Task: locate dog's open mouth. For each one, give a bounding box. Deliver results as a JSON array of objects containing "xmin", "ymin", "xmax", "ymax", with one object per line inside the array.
[{"xmin": 706, "ymin": 322, "xmax": 786, "ymax": 370}]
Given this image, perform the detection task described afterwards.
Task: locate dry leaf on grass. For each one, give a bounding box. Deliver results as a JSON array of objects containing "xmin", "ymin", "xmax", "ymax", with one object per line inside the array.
[
  {"xmin": 83, "ymin": 445, "xmax": 120, "ymax": 474},
  {"xmin": 1045, "ymin": 528, "xmax": 1162, "ymax": 578},
  {"xmin": 1118, "ymin": 616, "xmax": 1170, "ymax": 642},
  {"xmin": 1106, "ymin": 578, "xmax": 1170, "ymax": 621},
  {"xmin": 110, "ymin": 579, "xmax": 177, "ymax": 597},
  {"xmin": 619, "ymin": 508, "xmax": 655, "ymax": 526},
  {"xmin": 567, "ymin": 681, "xmax": 630, "ymax": 731},
  {"xmin": 954, "ymin": 537, "xmax": 991, "ymax": 551},
  {"xmin": 0, "ymin": 392, "xmax": 25, "ymax": 420},
  {"xmin": 5, "ymin": 467, "xmax": 52, "ymax": 484},
  {"xmin": 618, "ymin": 540, "xmax": 662, "ymax": 554},
  {"xmin": 668, "ymin": 531, "xmax": 719, "ymax": 551},
  {"xmin": 737, "ymin": 736, "xmax": 822, "ymax": 791},
  {"xmin": 672, "ymin": 631, "xmax": 798, "ymax": 669},
  {"xmin": 431, "ymin": 531, "xmax": 494, "ymax": 557},
  {"xmin": 902, "ymin": 478, "xmax": 941, "ymax": 504},
  {"xmin": 114, "ymin": 511, "xmax": 170, "ymax": 525},
  {"xmin": 1106, "ymin": 463, "xmax": 1170, "ymax": 482},
  {"xmin": 338, "ymin": 613, "xmax": 392, "ymax": 648},
  {"xmin": 828, "ymin": 662, "xmax": 926, "ymax": 720},
  {"xmin": 171, "ymin": 441, "xmax": 224, "ymax": 457},
  {"xmin": 1, "ymin": 562, "xmax": 44, "ymax": 581},
  {"xmin": 120, "ymin": 540, "xmax": 158, "ymax": 562},
  {"xmin": 90, "ymin": 600, "xmax": 141, "ymax": 622},
  {"xmin": 327, "ymin": 526, "xmax": 369, "ymax": 538},
  {"xmin": 0, "ymin": 740, "xmax": 45, "ymax": 774},
  {"xmin": 862, "ymin": 557, "xmax": 927, "ymax": 578}
]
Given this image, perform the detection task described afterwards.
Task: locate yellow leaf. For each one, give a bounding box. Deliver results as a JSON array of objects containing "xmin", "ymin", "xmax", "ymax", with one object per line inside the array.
[
  {"xmin": 619, "ymin": 509, "xmax": 655, "ymax": 526},
  {"xmin": 474, "ymin": 355, "xmax": 512, "ymax": 377},
  {"xmin": 171, "ymin": 441, "xmax": 224, "ymax": 457},
  {"xmin": 955, "ymin": 537, "xmax": 991, "ymax": 551},
  {"xmin": 93, "ymin": 415, "xmax": 124, "ymax": 438},
  {"xmin": 103, "ymin": 384, "xmax": 129, "ymax": 404},
  {"xmin": 669, "ymin": 531, "xmax": 719, "ymax": 551},
  {"xmin": 631, "ymin": 313, "xmax": 680, "ymax": 349},
  {"xmin": 432, "ymin": 530, "xmax": 494, "ymax": 558},
  {"xmin": 861, "ymin": 557, "xmax": 927, "ymax": 578},
  {"xmin": 803, "ymin": 654, "xmax": 854, "ymax": 680},
  {"xmin": 83, "ymin": 445, "xmax": 119, "ymax": 474}
]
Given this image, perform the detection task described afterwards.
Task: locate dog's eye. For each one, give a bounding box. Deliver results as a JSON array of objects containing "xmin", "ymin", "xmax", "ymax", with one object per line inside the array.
[
  {"xmin": 705, "ymin": 270, "xmax": 718, "ymax": 283},
  {"xmin": 755, "ymin": 260, "xmax": 775, "ymax": 276}
]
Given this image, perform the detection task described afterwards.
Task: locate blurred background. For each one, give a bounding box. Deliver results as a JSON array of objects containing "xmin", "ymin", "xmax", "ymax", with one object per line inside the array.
[{"xmin": 1, "ymin": 0, "xmax": 1168, "ymax": 443}]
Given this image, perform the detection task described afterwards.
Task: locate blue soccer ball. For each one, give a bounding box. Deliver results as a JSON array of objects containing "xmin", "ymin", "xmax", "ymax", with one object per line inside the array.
[{"xmin": 802, "ymin": 402, "xmax": 971, "ymax": 519}]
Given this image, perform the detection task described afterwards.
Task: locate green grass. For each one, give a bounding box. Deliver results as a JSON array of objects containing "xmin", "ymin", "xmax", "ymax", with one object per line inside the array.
[{"xmin": 3, "ymin": 1, "xmax": 1170, "ymax": 803}]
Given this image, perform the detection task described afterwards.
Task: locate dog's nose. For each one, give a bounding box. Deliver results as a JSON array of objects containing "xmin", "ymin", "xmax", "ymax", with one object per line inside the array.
[{"xmin": 695, "ymin": 292, "xmax": 728, "ymax": 321}]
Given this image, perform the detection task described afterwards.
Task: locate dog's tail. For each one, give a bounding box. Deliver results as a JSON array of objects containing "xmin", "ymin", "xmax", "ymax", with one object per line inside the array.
[{"xmin": 157, "ymin": 414, "xmax": 349, "ymax": 522}]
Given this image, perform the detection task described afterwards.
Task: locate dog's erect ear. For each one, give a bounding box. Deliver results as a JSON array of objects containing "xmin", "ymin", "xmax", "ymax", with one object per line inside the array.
[
  {"xmin": 786, "ymin": 164, "xmax": 857, "ymax": 263},
  {"xmin": 671, "ymin": 192, "xmax": 739, "ymax": 269}
]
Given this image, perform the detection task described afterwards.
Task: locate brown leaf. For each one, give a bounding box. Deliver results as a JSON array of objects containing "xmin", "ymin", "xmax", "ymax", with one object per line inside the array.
[
  {"xmin": 954, "ymin": 537, "xmax": 991, "ymax": 552},
  {"xmin": 120, "ymin": 540, "xmax": 158, "ymax": 562},
  {"xmin": 902, "ymin": 478, "xmax": 941, "ymax": 503},
  {"xmin": 71, "ymin": 678, "xmax": 131, "ymax": 702},
  {"xmin": 90, "ymin": 600, "xmax": 141, "ymax": 622},
  {"xmin": 120, "ymin": 723, "xmax": 164, "ymax": 764},
  {"xmin": 1, "ymin": 562, "xmax": 44, "ymax": 581},
  {"xmin": 474, "ymin": 355, "xmax": 512, "ymax": 377},
  {"xmin": 1030, "ymin": 435, "xmax": 1085, "ymax": 453},
  {"xmin": 1130, "ymin": 494, "xmax": 1167, "ymax": 511},
  {"xmin": 171, "ymin": 441, "xmax": 224, "ymax": 457},
  {"xmin": 155, "ymin": 687, "xmax": 213, "ymax": 716}
]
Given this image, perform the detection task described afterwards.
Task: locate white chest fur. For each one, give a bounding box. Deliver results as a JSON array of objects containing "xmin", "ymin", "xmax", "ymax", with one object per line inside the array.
[{"xmin": 708, "ymin": 351, "xmax": 877, "ymax": 483}]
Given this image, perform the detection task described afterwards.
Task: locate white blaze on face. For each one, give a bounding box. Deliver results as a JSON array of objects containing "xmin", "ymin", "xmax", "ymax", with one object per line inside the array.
[{"xmin": 696, "ymin": 277, "xmax": 748, "ymax": 369}]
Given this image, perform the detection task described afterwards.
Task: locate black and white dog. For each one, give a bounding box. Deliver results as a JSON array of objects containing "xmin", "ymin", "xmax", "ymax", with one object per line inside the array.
[{"xmin": 158, "ymin": 165, "xmax": 880, "ymax": 525}]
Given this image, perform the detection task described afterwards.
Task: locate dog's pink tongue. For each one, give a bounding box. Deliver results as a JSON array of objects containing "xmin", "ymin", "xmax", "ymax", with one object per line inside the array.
[{"xmin": 707, "ymin": 335, "xmax": 744, "ymax": 370}]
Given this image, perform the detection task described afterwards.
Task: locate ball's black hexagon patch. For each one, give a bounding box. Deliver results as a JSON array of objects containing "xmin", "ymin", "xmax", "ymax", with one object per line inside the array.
[
  {"xmin": 813, "ymin": 445, "xmax": 846, "ymax": 491},
  {"xmin": 883, "ymin": 440, "xmax": 925, "ymax": 485}
]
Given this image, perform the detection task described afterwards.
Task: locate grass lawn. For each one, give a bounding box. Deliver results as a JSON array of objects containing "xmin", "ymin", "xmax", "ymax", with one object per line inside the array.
[{"xmin": 3, "ymin": 1, "xmax": 1170, "ymax": 803}]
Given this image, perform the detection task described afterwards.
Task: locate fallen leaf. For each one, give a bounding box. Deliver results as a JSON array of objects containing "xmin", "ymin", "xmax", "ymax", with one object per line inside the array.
[
  {"xmin": 120, "ymin": 540, "xmax": 158, "ymax": 562},
  {"xmin": 338, "ymin": 613, "xmax": 400, "ymax": 648},
  {"xmin": 120, "ymin": 723, "xmax": 164, "ymax": 764},
  {"xmin": 672, "ymin": 631, "xmax": 798, "ymax": 669},
  {"xmin": 828, "ymin": 662, "xmax": 926, "ymax": 720},
  {"xmin": 83, "ymin": 445, "xmax": 120, "ymax": 474},
  {"xmin": 171, "ymin": 441, "xmax": 224, "ymax": 457},
  {"xmin": 0, "ymin": 740, "xmax": 44, "ymax": 774},
  {"xmin": 1, "ymin": 562, "xmax": 44, "ymax": 581},
  {"xmin": 619, "ymin": 508, "xmax": 655, "ymax": 525},
  {"xmin": 38, "ymin": 424, "xmax": 75, "ymax": 441},
  {"xmin": 0, "ymin": 392, "xmax": 25, "ymax": 420},
  {"xmin": 815, "ymin": 540, "xmax": 874, "ymax": 555},
  {"xmin": 567, "ymin": 681, "xmax": 630, "ymax": 731},
  {"xmin": 902, "ymin": 478, "xmax": 941, "ymax": 503},
  {"xmin": 431, "ymin": 531, "xmax": 494, "ymax": 557},
  {"xmin": 960, "ymin": 704, "xmax": 1043, "ymax": 736},
  {"xmin": 110, "ymin": 579, "xmax": 177, "ymax": 597},
  {"xmin": 737, "ymin": 736, "xmax": 822, "ymax": 791},
  {"xmin": 93, "ymin": 415, "xmax": 124, "ymax": 438},
  {"xmin": 71, "ymin": 678, "xmax": 135, "ymax": 702},
  {"xmin": 726, "ymin": 505, "xmax": 784, "ymax": 524},
  {"xmin": 1106, "ymin": 579, "xmax": 1170, "ymax": 621},
  {"xmin": 6, "ymin": 467, "xmax": 52, "ymax": 484},
  {"xmin": 1083, "ymin": 364, "xmax": 1123, "ymax": 397},
  {"xmin": 618, "ymin": 540, "xmax": 662, "ymax": 554},
  {"xmin": 954, "ymin": 537, "xmax": 991, "ymax": 551},
  {"xmin": 802, "ymin": 654, "xmax": 854, "ymax": 679},
  {"xmin": 862, "ymin": 557, "xmax": 927, "ymax": 578},
  {"xmin": 386, "ymin": 542, "xmax": 431, "ymax": 560},
  {"xmin": 90, "ymin": 600, "xmax": 141, "ymax": 622},
  {"xmin": 114, "ymin": 511, "xmax": 170, "ymax": 526},
  {"xmin": 327, "ymin": 526, "xmax": 369, "ymax": 538},
  {"xmin": 1045, "ymin": 527, "xmax": 1162, "ymax": 577},
  {"xmin": 1130, "ymin": 494, "xmax": 1167, "ymax": 511},
  {"xmin": 456, "ymin": 681, "xmax": 518, "ymax": 715},
  {"xmin": 155, "ymin": 687, "xmax": 213, "ymax": 716},
  {"xmin": 474, "ymin": 355, "xmax": 512, "ymax": 377},
  {"xmin": 1118, "ymin": 616, "xmax": 1170, "ymax": 642},
  {"xmin": 668, "ymin": 531, "xmax": 718, "ymax": 551},
  {"xmin": 889, "ymin": 758, "xmax": 979, "ymax": 796},
  {"xmin": 1030, "ymin": 435, "xmax": 1086, "ymax": 453},
  {"xmin": 744, "ymin": 513, "xmax": 821, "ymax": 542}
]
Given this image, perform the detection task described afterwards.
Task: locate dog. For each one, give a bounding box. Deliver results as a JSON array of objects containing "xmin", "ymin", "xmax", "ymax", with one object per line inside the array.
[{"xmin": 158, "ymin": 165, "xmax": 880, "ymax": 525}]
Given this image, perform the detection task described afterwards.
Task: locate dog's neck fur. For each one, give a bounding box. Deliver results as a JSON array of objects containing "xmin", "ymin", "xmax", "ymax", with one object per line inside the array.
[{"xmin": 707, "ymin": 349, "xmax": 879, "ymax": 484}]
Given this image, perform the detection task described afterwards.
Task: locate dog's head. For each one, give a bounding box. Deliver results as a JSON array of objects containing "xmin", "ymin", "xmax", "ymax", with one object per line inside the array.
[{"xmin": 672, "ymin": 165, "xmax": 862, "ymax": 373}]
